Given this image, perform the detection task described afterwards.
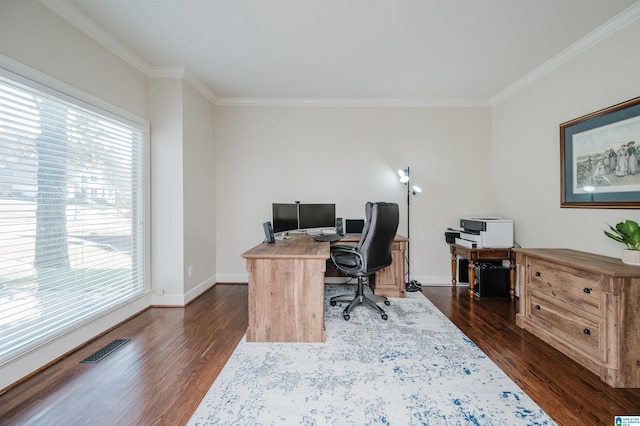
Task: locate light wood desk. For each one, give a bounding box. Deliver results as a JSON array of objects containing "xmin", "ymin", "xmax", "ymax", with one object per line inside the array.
[{"xmin": 241, "ymin": 233, "xmax": 407, "ymax": 342}]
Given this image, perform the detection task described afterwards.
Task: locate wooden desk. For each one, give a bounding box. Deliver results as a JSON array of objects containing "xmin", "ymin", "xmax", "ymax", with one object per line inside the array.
[
  {"xmin": 449, "ymin": 243, "xmax": 516, "ymax": 299},
  {"xmin": 242, "ymin": 234, "xmax": 328, "ymax": 342},
  {"xmin": 241, "ymin": 234, "xmax": 408, "ymax": 342}
]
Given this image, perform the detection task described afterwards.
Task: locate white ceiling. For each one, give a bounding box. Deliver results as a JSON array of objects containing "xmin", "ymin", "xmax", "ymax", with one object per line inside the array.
[{"xmin": 47, "ymin": 0, "xmax": 639, "ymax": 104}]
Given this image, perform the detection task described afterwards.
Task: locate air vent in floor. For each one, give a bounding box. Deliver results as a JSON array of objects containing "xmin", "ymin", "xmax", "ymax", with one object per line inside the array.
[{"xmin": 79, "ymin": 339, "xmax": 130, "ymax": 364}]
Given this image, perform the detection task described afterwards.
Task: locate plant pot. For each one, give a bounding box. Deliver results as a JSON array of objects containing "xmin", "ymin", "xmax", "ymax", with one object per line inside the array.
[{"xmin": 621, "ymin": 249, "xmax": 640, "ymax": 266}]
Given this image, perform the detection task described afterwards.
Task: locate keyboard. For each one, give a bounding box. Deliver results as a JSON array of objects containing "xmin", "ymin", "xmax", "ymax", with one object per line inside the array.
[{"xmin": 313, "ymin": 234, "xmax": 343, "ymax": 242}]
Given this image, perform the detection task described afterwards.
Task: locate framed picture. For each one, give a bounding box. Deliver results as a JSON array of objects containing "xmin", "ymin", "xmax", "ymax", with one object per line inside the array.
[{"xmin": 560, "ymin": 96, "xmax": 640, "ymax": 208}]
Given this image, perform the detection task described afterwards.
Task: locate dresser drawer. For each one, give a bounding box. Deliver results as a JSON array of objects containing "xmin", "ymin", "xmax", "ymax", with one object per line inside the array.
[
  {"xmin": 528, "ymin": 259, "xmax": 603, "ymax": 317},
  {"xmin": 527, "ymin": 291, "xmax": 606, "ymax": 362}
]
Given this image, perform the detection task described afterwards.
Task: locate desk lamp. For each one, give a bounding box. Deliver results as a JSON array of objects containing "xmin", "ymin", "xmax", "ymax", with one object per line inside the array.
[{"xmin": 398, "ymin": 167, "xmax": 422, "ymax": 292}]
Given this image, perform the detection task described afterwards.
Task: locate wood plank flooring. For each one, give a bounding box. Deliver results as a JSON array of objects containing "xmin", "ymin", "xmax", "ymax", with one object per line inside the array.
[
  {"xmin": 0, "ymin": 284, "xmax": 248, "ymax": 426},
  {"xmin": 1, "ymin": 284, "xmax": 639, "ymax": 425},
  {"xmin": 421, "ymin": 286, "xmax": 640, "ymax": 426}
]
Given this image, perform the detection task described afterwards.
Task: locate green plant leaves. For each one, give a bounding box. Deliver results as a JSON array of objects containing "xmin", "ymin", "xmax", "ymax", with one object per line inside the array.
[{"xmin": 604, "ymin": 220, "xmax": 640, "ymax": 250}]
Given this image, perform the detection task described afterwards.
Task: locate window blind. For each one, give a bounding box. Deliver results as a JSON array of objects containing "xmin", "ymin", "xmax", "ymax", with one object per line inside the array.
[{"xmin": 0, "ymin": 69, "xmax": 147, "ymax": 365}]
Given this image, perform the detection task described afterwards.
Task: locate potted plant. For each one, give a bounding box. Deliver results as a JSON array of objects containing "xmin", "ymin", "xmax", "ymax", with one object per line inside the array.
[{"xmin": 604, "ymin": 219, "xmax": 640, "ymax": 265}]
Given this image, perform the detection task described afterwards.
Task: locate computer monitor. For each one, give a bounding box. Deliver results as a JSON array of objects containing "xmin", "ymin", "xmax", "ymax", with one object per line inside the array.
[
  {"xmin": 298, "ymin": 203, "xmax": 336, "ymax": 230},
  {"xmin": 345, "ymin": 219, "xmax": 365, "ymax": 235},
  {"xmin": 272, "ymin": 203, "xmax": 299, "ymax": 233}
]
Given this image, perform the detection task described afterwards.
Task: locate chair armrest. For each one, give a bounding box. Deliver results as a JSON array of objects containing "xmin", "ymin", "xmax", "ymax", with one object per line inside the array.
[{"xmin": 330, "ymin": 246, "xmax": 364, "ymax": 275}]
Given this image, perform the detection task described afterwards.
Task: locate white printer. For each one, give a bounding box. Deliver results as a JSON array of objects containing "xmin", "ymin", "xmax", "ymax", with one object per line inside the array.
[{"xmin": 458, "ymin": 217, "xmax": 513, "ymax": 248}]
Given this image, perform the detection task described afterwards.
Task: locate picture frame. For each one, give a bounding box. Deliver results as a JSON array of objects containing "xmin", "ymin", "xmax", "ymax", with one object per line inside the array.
[{"xmin": 560, "ymin": 96, "xmax": 640, "ymax": 209}]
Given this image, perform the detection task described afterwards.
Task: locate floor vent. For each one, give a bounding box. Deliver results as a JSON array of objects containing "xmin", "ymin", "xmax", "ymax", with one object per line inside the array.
[{"xmin": 80, "ymin": 339, "xmax": 130, "ymax": 364}]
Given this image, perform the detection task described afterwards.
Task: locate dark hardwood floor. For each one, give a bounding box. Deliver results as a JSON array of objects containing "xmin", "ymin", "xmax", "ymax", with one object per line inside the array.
[
  {"xmin": 0, "ymin": 284, "xmax": 248, "ymax": 426},
  {"xmin": 421, "ymin": 286, "xmax": 640, "ymax": 426},
  {"xmin": 1, "ymin": 284, "xmax": 639, "ymax": 425}
]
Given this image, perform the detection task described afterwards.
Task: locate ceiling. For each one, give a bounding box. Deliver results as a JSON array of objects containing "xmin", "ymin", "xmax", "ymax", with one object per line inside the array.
[{"xmin": 48, "ymin": 0, "xmax": 639, "ymax": 104}]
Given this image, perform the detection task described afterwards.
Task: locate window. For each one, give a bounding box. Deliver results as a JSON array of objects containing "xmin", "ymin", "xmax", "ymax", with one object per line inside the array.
[{"xmin": 0, "ymin": 68, "xmax": 147, "ymax": 365}]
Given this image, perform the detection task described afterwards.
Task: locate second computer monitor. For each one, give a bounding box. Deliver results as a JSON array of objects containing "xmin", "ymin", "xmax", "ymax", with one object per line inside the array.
[{"xmin": 298, "ymin": 203, "xmax": 336, "ymax": 230}]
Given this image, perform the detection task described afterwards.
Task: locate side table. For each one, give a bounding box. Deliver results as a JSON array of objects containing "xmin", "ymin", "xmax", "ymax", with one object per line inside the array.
[{"xmin": 449, "ymin": 243, "xmax": 516, "ymax": 299}]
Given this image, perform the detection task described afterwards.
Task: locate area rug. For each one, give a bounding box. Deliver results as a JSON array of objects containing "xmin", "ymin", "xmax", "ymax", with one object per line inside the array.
[{"xmin": 188, "ymin": 285, "xmax": 556, "ymax": 425}]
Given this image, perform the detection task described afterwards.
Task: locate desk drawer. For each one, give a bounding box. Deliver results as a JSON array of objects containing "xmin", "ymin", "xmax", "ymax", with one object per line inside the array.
[
  {"xmin": 526, "ymin": 291, "xmax": 606, "ymax": 362},
  {"xmin": 528, "ymin": 259, "xmax": 603, "ymax": 317}
]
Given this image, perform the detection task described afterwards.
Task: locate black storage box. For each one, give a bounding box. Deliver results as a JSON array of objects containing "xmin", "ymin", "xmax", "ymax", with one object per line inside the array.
[
  {"xmin": 474, "ymin": 263, "xmax": 509, "ymax": 297},
  {"xmin": 459, "ymin": 259, "xmax": 501, "ymax": 284}
]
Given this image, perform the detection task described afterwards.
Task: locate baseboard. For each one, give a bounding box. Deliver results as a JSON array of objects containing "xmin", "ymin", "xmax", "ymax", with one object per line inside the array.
[
  {"xmin": 184, "ymin": 276, "xmax": 217, "ymax": 305},
  {"xmin": 150, "ymin": 275, "xmax": 217, "ymax": 306},
  {"xmin": 215, "ymin": 273, "xmax": 249, "ymax": 283}
]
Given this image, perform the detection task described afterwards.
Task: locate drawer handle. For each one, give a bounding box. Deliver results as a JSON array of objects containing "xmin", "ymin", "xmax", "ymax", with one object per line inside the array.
[
  {"xmin": 535, "ymin": 304, "xmax": 541, "ymax": 310},
  {"xmin": 583, "ymin": 287, "xmax": 592, "ymax": 294},
  {"xmin": 583, "ymin": 328, "xmax": 591, "ymax": 335},
  {"xmin": 535, "ymin": 271, "xmax": 541, "ymax": 277}
]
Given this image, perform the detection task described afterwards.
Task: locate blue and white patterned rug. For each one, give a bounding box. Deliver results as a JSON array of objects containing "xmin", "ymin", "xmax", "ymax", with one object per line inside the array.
[{"xmin": 188, "ymin": 285, "xmax": 556, "ymax": 425}]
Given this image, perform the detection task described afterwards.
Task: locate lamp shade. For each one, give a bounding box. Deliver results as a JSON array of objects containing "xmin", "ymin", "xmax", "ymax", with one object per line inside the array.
[{"xmin": 398, "ymin": 169, "xmax": 409, "ymax": 183}]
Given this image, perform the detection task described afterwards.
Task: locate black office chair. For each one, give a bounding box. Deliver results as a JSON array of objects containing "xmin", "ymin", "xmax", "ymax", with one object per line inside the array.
[{"xmin": 329, "ymin": 202, "xmax": 399, "ymax": 320}]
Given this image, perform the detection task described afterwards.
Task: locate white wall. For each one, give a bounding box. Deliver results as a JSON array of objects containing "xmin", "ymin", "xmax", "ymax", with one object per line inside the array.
[
  {"xmin": 149, "ymin": 78, "xmax": 185, "ymax": 302},
  {"xmin": 149, "ymin": 78, "xmax": 218, "ymax": 305},
  {"xmin": 214, "ymin": 105, "xmax": 493, "ymax": 284},
  {"xmin": 182, "ymin": 81, "xmax": 217, "ymax": 298},
  {"xmin": 492, "ymin": 19, "xmax": 640, "ymax": 258}
]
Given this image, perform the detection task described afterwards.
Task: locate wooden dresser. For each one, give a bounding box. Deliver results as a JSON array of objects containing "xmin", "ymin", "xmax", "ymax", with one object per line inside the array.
[{"xmin": 513, "ymin": 248, "xmax": 640, "ymax": 388}]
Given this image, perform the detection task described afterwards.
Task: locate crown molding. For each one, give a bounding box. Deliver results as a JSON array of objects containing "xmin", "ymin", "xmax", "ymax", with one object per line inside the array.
[
  {"xmin": 39, "ymin": 0, "xmax": 219, "ymax": 105},
  {"xmin": 491, "ymin": 1, "xmax": 640, "ymax": 105},
  {"xmin": 39, "ymin": 0, "xmax": 640, "ymax": 109},
  {"xmin": 148, "ymin": 67, "xmax": 218, "ymax": 105},
  {"xmin": 183, "ymin": 69, "xmax": 218, "ymax": 105},
  {"xmin": 38, "ymin": 0, "xmax": 151, "ymax": 75},
  {"xmin": 38, "ymin": 0, "xmax": 479, "ymax": 108},
  {"xmin": 147, "ymin": 66, "xmax": 186, "ymax": 79},
  {"xmin": 215, "ymin": 97, "xmax": 491, "ymax": 108}
]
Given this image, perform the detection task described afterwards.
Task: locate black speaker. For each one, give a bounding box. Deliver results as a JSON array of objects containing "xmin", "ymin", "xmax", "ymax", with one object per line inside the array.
[
  {"xmin": 263, "ymin": 221, "xmax": 275, "ymax": 244},
  {"xmin": 336, "ymin": 217, "xmax": 343, "ymax": 234}
]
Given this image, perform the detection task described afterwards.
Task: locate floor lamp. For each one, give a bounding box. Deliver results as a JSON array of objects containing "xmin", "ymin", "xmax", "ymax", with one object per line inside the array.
[{"xmin": 398, "ymin": 167, "xmax": 422, "ymax": 292}]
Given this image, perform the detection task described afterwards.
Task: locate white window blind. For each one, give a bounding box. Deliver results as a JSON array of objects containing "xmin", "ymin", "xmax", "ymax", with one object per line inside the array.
[{"xmin": 0, "ymin": 69, "xmax": 147, "ymax": 365}]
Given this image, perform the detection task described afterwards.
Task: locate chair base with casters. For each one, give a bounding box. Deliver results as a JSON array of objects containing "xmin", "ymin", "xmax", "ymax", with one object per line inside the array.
[{"xmin": 330, "ymin": 275, "xmax": 391, "ymax": 320}]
